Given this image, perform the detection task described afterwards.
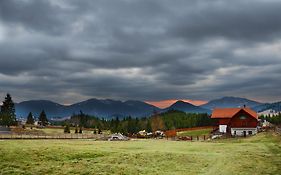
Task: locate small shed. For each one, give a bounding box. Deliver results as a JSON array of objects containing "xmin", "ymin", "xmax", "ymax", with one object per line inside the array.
[{"xmin": 108, "ymin": 133, "xmax": 129, "ymax": 141}]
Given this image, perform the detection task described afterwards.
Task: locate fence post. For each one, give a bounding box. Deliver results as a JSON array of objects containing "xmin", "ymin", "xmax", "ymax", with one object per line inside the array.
[{"xmin": 197, "ymin": 136, "xmax": 199, "ymax": 141}]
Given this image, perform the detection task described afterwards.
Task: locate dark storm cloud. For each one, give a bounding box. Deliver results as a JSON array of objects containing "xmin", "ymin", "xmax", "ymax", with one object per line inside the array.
[
  {"xmin": 166, "ymin": 1, "xmax": 281, "ymax": 42},
  {"xmin": 0, "ymin": 0, "xmax": 281, "ymax": 104},
  {"xmin": 0, "ymin": 0, "xmax": 70, "ymax": 35}
]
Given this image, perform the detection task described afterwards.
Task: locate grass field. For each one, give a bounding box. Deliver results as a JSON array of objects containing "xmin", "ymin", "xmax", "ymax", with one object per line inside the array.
[
  {"xmin": 177, "ymin": 128, "xmax": 212, "ymax": 137},
  {"xmin": 42, "ymin": 128, "xmax": 95, "ymax": 135},
  {"xmin": 0, "ymin": 132, "xmax": 281, "ymax": 175}
]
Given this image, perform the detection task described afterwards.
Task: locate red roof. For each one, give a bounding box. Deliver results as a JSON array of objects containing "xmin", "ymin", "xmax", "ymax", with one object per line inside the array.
[{"xmin": 211, "ymin": 108, "xmax": 258, "ymax": 119}]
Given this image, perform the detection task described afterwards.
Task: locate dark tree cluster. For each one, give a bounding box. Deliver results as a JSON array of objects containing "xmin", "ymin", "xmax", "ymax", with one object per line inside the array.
[
  {"xmin": 69, "ymin": 111, "xmax": 106, "ymax": 129},
  {"xmin": 260, "ymin": 113, "xmax": 281, "ymax": 125},
  {"xmin": 64, "ymin": 124, "xmax": 70, "ymax": 133},
  {"xmin": 25, "ymin": 110, "xmax": 48, "ymax": 127},
  {"xmin": 160, "ymin": 110, "xmax": 213, "ymax": 130}
]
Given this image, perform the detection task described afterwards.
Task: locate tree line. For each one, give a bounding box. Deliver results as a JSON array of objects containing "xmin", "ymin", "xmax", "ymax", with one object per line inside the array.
[
  {"xmin": 26, "ymin": 110, "xmax": 49, "ymax": 126},
  {"xmin": 63, "ymin": 110, "xmax": 213, "ymax": 134}
]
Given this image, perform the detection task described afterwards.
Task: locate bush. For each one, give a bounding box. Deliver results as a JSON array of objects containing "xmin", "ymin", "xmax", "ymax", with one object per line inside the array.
[{"xmin": 64, "ymin": 125, "xmax": 70, "ymax": 133}]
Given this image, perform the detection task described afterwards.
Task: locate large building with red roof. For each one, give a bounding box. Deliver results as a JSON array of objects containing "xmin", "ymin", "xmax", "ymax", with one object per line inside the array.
[{"xmin": 211, "ymin": 107, "xmax": 258, "ymax": 136}]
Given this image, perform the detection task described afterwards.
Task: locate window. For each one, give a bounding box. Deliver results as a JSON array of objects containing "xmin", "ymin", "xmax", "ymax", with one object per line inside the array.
[
  {"xmin": 239, "ymin": 115, "xmax": 247, "ymax": 120},
  {"xmin": 248, "ymin": 131, "xmax": 252, "ymax": 135}
]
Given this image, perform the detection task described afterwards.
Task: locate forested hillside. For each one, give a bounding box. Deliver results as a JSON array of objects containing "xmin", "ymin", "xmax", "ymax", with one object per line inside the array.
[{"xmin": 60, "ymin": 110, "xmax": 212, "ymax": 134}]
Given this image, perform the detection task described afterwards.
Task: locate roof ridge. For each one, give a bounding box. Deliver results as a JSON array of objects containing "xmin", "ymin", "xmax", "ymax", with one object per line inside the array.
[{"xmin": 211, "ymin": 107, "xmax": 257, "ymax": 119}]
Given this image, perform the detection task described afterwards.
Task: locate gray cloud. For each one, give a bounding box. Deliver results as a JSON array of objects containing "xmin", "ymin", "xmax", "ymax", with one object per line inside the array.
[
  {"xmin": 0, "ymin": 0, "xmax": 281, "ymax": 104},
  {"xmin": 167, "ymin": 1, "xmax": 281, "ymax": 42}
]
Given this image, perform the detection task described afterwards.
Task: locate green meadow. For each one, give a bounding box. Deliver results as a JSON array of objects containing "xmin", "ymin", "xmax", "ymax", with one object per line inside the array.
[
  {"xmin": 177, "ymin": 128, "xmax": 213, "ymax": 137},
  {"xmin": 0, "ymin": 132, "xmax": 280, "ymax": 175}
]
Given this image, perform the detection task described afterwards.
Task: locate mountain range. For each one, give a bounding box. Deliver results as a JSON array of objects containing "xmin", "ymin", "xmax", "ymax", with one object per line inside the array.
[
  {"xmin": 14, "ymin": 96, "xmax": 281, "ymax": 119},
  {"xmin": 15, "ymin": 99, "xmax": 158, "ymax": 119}
]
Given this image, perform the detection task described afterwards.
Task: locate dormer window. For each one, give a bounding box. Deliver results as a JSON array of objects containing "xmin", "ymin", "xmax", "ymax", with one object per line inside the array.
[{"xmin": 240, "ymin": 115, "xmax": 247, "ymax": 120}]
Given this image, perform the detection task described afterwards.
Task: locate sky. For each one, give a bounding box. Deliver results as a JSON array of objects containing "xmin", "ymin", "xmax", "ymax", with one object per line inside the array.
[
  {"xmin": 145, "ymin": 99, "xmax": 207, "ymax": 109},
  {"xmin": 0, "ymin": 0, "xmax": 281, "ymax": 106}
]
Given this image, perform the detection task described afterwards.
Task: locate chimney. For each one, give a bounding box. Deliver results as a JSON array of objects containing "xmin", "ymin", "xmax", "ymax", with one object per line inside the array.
[{"xmin": 243, "ymin": 104, "xmax": 246, "ymax": 108}]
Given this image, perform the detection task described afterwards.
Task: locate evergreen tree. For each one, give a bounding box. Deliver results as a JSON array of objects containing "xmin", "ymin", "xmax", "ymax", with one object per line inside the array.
[
  {"xmin": 38, "ymin": 110, "xmax": 48, "ymax": 126},
  {"xmin": 146, "ymin": 120, "xmax": 152, "ymax": 133},
  {"xmin": 0, "ymin": 93, "xmax": 17, "ymax": 126},
  {"xmin": 26, "ymin": 112, "xmax": 35, "ymax": 125},
  {"xmin": 135, "ymin": 118, "xmax": 140, "ymax": 133},
  {"xmin": 127, "ymin": 116, "xmax": 135, "ymax": 134}
]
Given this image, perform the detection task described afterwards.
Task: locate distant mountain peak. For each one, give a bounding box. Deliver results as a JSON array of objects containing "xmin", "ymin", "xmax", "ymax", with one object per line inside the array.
[
  {"xmin": 171, "ymin": 100, "xmax": 195, "ymax": 106},
  {"xmin": 167, "ymin": 100, "xmax": 210, "ymax": 114},
  {"xmin": 201, "ymin": 96, "xmax": 263, "ymax": 110}
]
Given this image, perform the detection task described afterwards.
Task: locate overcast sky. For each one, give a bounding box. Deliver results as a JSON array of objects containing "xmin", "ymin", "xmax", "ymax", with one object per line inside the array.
[{"xmin": 0, "ymin": 0, "xmax": 281, "ymax": 104}]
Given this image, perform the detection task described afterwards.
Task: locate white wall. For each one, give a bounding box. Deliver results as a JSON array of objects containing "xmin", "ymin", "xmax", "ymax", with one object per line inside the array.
[
  {"xmin": 219, "ymin": 125, "xmax": 227, "ymax": 133},
  {"xmin": 231, "ymin": 128, "xmax": 257, "ymax": 136}
]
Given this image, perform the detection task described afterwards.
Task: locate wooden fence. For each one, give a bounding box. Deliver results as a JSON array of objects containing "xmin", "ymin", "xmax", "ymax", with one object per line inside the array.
[
  {"xmin": 175, "ymin": 135, "xmax": 211, "ymax": 141},
  {"xmin": 0, "ymin": 133, "xmax": 106, "ymax": 140},
  {"xmin": 164, "ymin": 126, "xmax": 214, "ymax": 137}
]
